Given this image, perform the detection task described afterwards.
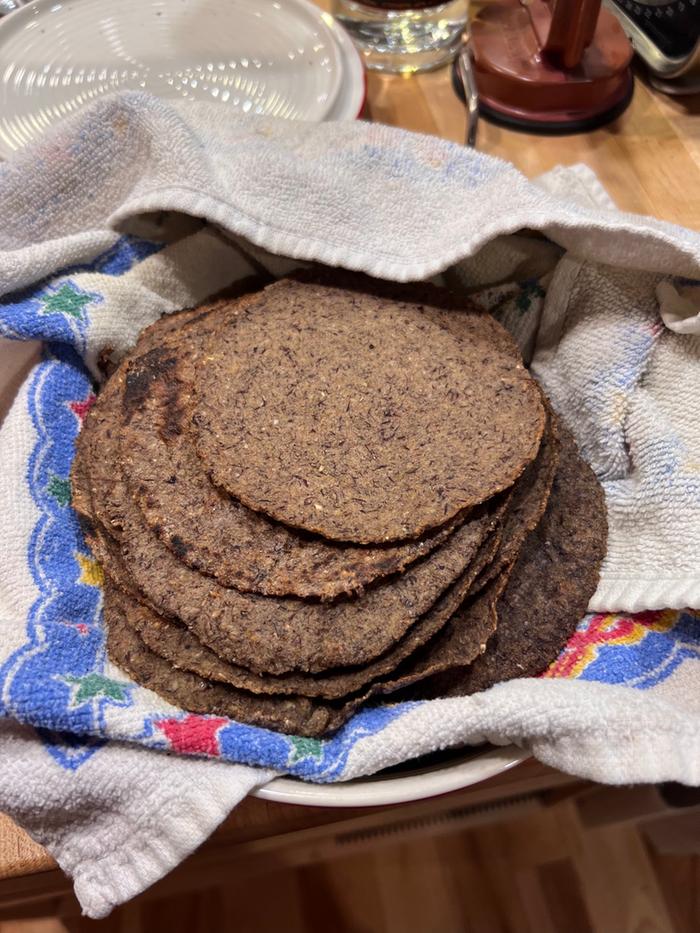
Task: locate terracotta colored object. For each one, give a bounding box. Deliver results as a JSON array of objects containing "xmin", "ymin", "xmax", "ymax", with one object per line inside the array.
[{"xmin": 469, "ymin": 0, "xmax": 634, "ymax": 132}]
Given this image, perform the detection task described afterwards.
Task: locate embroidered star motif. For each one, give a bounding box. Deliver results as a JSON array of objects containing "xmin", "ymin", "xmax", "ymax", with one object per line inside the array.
[
  {"xmin": 288, "ymin": 736, "xmax": 324, "ymax": 764},
  {"xmin": 62, "ymin": 673, "xmax": 131, "ymax": 708},
  {"xmin": 68, "ymin": 394, "xmax": 96, "ymax": 422},
  {"xmin": 76, "ymin": 552, "xmax": 104, "ymax": 588},
  {"xmin": 40, "ymin": 284, "xmax": 95, "ymax": 320},
  {"xmin": 154, "ymin": 714, "xmax": 228, "ymax": 756},
  {"xmin": 47, "ymin": 474, "xmax": 71, "ymax": 506}
]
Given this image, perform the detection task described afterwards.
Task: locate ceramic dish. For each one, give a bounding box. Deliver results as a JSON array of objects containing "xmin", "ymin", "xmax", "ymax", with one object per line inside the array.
[
  {"xmin": 0, "ymin": 0, "xmax": 364, "ymax": 157},
  {"xmin": 255, "ymin": 745, "xmax": 529, "ymax": 808},
  {"xmin": 323, "ymin": 8, "xmax": 365, "ymax": 120}
]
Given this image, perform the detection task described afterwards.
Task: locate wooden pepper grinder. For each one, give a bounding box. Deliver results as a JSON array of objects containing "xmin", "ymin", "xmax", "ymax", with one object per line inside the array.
[{"xmin": 458, "ymin": 0, "xmax": 634, "ymax": 133}]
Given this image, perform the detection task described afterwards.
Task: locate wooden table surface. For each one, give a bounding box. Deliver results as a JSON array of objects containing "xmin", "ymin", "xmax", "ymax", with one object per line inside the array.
[
  {"xmin": 365, "ymin": 65, "xmax": 700, "ymax": 231},
  {"xmin": 323, "ymin": 0, "xmax": 700, "ymax": 231},
  {"xmin": 2, "ymin": 30, "xmax": 699, "ymax": 895}
]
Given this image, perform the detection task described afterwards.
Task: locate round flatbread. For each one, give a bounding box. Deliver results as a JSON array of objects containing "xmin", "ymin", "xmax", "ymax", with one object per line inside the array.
[
  {"xmin": 118, "ymin": 316, "xmax": 463, "ymax": 600},
  {"xmin": 117, "ymin": 489, "xmax": 498, "ymax": 675},
  {"xmin": 73, "ymin": 288, "xmax": 511, "ymax": 676},
  {"xmin": 78, "ymin": 396, "xmax": 502, "ymax": 679},
  {"xmin": 80, "ymin": 404, "xmax": 536, "ymax": 700},
  {"xmin": 73, "ymin": 303, "xmax": 220, "ymax": 541},
  {"xmin": 106, "ymin": 531, "xmax": 494, "ymax": 700},
  {"xmin": 420, "ymin": 424, "xmax": 607, "ymax": 697},
  {"xmin": 80, "ymin": 384, "xmax": 524, "ymax": 701},
  {"xmin": 191, "ymin": 277, "xmax": 545, "ymax": 543},
  {"xmin": 105, "ymin": 572, "xmax": 502, "ymax": 738},
  {"xmin": 104, "ymin": 580, "xmax": 360, "ymax": 738},
  {"xmin": 103, "ymin": 524, "xmax": 501, "ymax": 699}
]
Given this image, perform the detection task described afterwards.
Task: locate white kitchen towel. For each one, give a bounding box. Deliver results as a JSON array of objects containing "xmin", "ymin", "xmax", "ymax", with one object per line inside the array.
[
  {"xmin": 1, "ymin": 93, "xmax": 699, "ymax": 919},
  {"xmin": 0, "ymin": 719, "xmax": 275, "ymax": 919}
]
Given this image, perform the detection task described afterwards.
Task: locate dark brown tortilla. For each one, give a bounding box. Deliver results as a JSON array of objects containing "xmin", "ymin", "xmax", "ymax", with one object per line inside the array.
[
  {"xmin": 76, "ymin": 277, "xmax": 600, "ymax": 740},
  {"xmin": 74, "ymin": 434, "xmax": 500, "ymax": 699},
  {"xmin": 105, "ymin": 526, "xmax": 501, "ymax": 699},
  {"xmin": 74, "ymin": 365, "xmax": 130, "ymax": 541},
  {"xmin": 81, "ymin": 410, "xmax": 528, "ymax": 700},
  {"xmin": 74, "ymin": 286, "xmax": 532, "ymax": 666},
  {"xmin": 473, "ymin": 405, "xmax": 559, "ymax": 592},
  {"xmin": 418, "ymin": 424, "xmax": 607, "ymax": 698},
  {"xmin": 115, "ymin": 488, "xmax": 498, "ymax": 675},
  {"xmin": 74, "ymin": 288, "xmax": 556, "ymax": 680},
  {"xmin": 105, "ymin": 571, "xmax": 503, "ymax": 738},
  {"xmin": 364, "ymin": 573, "xmax": 504, "ymax": 704},
  {"xmin": 73, "ymin": 303, "xmax": 220, "ymax": 542},
  {"xmin": 79, "ymin": 396, "xmax": 505, "ymax": 674},
  {"xmin": 118, "ymin": 310, "xmax": 464, "ymax": 600},
  {"xmin": 104, "ymin": 580, "xmax": 362, "ymax": 738},
  {"xmin": 191, "ymin": 277, "xmax": 545, "ymax": 543}
]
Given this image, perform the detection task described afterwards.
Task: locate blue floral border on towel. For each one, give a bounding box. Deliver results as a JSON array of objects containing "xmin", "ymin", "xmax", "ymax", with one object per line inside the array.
[
  {"xmin": 0, "ymin": 235, "xmax": 412, "ymax": 777},
  {"xmin": 1, "ymin": 236, "xmax": 698, "ymax": 780}
]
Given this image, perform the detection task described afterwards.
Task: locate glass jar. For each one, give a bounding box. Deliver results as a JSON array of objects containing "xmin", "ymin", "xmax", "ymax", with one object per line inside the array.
[{"xmin": 334, "ymin": 0, "xmax": 468, "ymax": 73}]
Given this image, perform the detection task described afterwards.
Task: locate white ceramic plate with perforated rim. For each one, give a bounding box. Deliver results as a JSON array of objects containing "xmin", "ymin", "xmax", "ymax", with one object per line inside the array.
[{"xmin": 0, "ymin": 0, "xmax": 357, "ymax": 156}]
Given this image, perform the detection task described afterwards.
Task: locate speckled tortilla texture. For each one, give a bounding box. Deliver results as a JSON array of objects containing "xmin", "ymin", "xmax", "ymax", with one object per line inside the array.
[
  {"xmin": 104, "ymin": 571, "xmax": 504, "ymax": 737},
  {"xmin": 79, "ymin": 387, "xmax": 516, "ymax": 698},
  {"xmin": 77, "ymin": 365, "xmax": 130, "ymax": 541},
  {"xmin": 119, "ymin": 317, "xmax": 463, "ymax": 600},
  {"xmin": 474, "ymin": 407, "xmax": 559, "ymax": 591},
  {"xmin": 191, "ymin": 277, "xmax": 545, "ymax": 543},
  {"xmin": 78, "ymin": 415, "xmax": 517, "ymax": 698},
  {"xmin": 423, "ymin": 424, "xmax": 607, "ymax": 698},
  {"xmin": 366, "ymin": 421, "xmax": 562, "ymax": 696},
  {"xmin": 106, "ymin": 525, "xmax": 502, "ymax": 699},
  {"xmin": 104, "ymin": 580, "xmax": 363, "ymax": 738},
  {"xmin": 73, "ymin": 275, "xmax": 600, "ymax": 737},
  {"xmin": 80, "ymin": 385, "xmax": 505, "ymax": 683},
  {"xmin": 93, "ymin": 426, "xmax": 566, "ymax": 736},
  {"xmin": 72, "ymin": 302, "xmax": 224, "ymax": 542},
  {"xmin": 73, "ymin": 283, "xmax": 517, "ymax": 677},
  {"xmin": 117, "ymin": 490, "xmax": 497, "ymax": 675},
  {"xmin": 372, "ymin": 563, "xmax": 504, "ymax": 699}
]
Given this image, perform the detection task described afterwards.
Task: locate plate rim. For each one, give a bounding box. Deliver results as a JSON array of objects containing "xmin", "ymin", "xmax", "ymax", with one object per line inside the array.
[
  {"xmin": 323, "ymin": 7, "xmax": 366, "ymax": 120},
  {"xmin": 253, "ymin": 745, "xmax": 530, "ymax": 808},
  {"xmin": 0, "ymin": 0, "xmax": 348, "ymax": 156}
]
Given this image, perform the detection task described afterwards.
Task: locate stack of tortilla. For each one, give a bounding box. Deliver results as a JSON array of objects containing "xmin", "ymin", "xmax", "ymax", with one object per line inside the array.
[{"xmin": 72, "ymin": 275, "xmax": 607, "ymax": 738}]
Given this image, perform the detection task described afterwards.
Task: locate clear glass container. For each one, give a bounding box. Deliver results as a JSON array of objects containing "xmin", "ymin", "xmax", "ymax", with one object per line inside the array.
[{"xmin": 333, "ymin": 0, "xmax": 467, "ymax": 73}]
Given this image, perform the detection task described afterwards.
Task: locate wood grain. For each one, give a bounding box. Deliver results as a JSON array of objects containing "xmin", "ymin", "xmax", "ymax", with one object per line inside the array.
[
  {"xmin": 365, "ymin": 69, "xmax": 700, "ymax": 230},
  {"xmin": 1, "ymin": 797, "xmax": 690, "ymax": 933}
]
